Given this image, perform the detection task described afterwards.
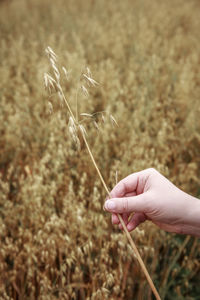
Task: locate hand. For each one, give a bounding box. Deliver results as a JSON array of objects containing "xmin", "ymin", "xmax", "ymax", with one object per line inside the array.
[{"xmin": 104, "ymin": 168, "xmax": 200, "ymax": 236}]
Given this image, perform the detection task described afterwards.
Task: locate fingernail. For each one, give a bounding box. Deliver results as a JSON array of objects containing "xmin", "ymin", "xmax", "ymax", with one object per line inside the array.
[
  {"xmin": 105, "ymin": 200, "xmax": 116, "ymax": 210},
  {"xmin": 127, "ymin": 224, "xmax": 132, "ymax": 231}
]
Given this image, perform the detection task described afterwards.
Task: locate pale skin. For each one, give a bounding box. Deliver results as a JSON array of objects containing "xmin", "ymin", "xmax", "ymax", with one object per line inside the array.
[{"xmin": 104, "ymin": 168, "xmax": 200, "ymax": 237}]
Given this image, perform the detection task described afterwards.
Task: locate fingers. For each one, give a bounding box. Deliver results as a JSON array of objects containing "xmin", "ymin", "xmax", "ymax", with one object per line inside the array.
[
  {"xmin": 112, "ymin": 213, "xmax": 119, "ymax": 224},
  {"xmin": 112, "ymin": 213, "xmax": 129, "ymax": 225},
  {"xmin": 110, "ymin": 169, "xmax": 152, "ymax": 198},
  {"xmin": 126, "ymin": 212, "xmax": 147, "ymax": 231},
  {"xmin": 105, "ymin": 193, "xmax": 148, "ymax": 214},
  {"xmin": 112, "ymin": 212, "xmax": 147, "ymax": 231},
  {"xmin": 110, "ymin": 173, "xmax": 138, "ymax": 198},
  {"xmin": 124, "ymin": 191, "xmax": 137, "ymax": 197},
  {"xmin": 111, "ymin": 192, "xmax": 137, "ymax": 225},
  {"xmin": 122, "ymin": 213, "xmax": 129, "ymax": 225},
  {"xmin": 118, "ymin": 213, "xmax": 129, "ymax": 229}
]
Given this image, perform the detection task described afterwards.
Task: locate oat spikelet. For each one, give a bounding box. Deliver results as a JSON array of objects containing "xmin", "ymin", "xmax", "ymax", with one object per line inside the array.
[
  {"xmin": 68, "ymin": 116, "xmax": 77, "ymax": 133},
  {"xmin": 45, "ymin": 46, "xmax": 57, "ymax": 62},
  {"xmin": 68, "ymin": 123, "xmax": 80, "ymax": 150},
  {"xmin": 80, "ymin": 113, "xmax": 93, "ymax": 118},
  {"xmin": 79, "ymin": 124, "xmax": 87, "ymax": 136},
  {"xmin": 62, "ymin": 66, "xmax": 71, "ymax": 80},
  {"xmin": 86, "ymin": 67, "xmax": 92, "ymax": 77},
  {"xmin": 44, "ymin": 73, "xmax": 57, "ymax": 93},
  {"xmin": 93, "ymin": 121, "xmax": 100, "ymax": 131},
  {"xmin": 48, "ymin": 101, "xmax": 53, "ymax": 114},
  {"xmin": 102, "ymin": 114, "xmax": 105, "ymax": 123},
  {"xmin": 83, "ymin": 74, "xmax": 99, "ymax": 87},
  {"xmin": 81, "ymin": 85, "xmax": 89, "ymax": 97},
  {"xmin": 110, "ymin": 114, "xmax": 118, "ymax": 126}
]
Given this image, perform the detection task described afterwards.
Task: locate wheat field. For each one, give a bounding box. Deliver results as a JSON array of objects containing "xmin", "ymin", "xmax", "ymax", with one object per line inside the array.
[{"xmin": 0, "ymin": 0, "xmax": 200, "ymax": 299}]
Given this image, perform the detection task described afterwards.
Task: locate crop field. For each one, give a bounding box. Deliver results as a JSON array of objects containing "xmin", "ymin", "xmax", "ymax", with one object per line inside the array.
[{"xmin": 0, "ymin": 0, "xmax": 200, "ymax": 299}]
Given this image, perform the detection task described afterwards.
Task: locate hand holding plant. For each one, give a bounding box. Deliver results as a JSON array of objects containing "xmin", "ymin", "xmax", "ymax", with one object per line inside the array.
[{"xmin": 105, "ymin": 168, "xmax": 200, "ymax": 237}]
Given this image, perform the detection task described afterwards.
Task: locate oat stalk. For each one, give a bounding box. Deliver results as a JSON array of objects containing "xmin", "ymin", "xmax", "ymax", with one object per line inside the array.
[
  {"xmin": 81, "ymin": 129, "xmax": 161, "ymax": 300},
  {"xmin": 44, "ymin": 47, "xmax": 161, "ymax": 300}
]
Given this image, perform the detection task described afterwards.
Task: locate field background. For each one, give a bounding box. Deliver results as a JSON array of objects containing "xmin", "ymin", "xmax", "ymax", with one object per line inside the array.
[{"xmin": 0, "ymin": 0, "xmax": 200, "ymax": 299}]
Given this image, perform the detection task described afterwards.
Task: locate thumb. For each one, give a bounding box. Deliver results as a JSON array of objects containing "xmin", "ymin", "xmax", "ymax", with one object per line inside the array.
[{"xmin": 104, "ymin": 194, "xmax": 147, "ymax": 214}]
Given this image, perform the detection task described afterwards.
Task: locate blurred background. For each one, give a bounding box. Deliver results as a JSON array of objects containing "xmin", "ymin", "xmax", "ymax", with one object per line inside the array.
[{"xmin": 0, "ymin": 0, "xmax": 200, "ymax": 299}]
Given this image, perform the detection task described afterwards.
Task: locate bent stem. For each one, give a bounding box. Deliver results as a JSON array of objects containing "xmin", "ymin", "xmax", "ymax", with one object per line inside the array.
[{"xmin": 81, "ymin": 129, "xmax": 161, "ymax": 300}]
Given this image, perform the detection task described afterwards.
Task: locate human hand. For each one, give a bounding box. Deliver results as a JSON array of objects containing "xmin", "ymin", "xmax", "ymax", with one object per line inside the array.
[{"xmin": 105, "ymin": 168, "xmax": 200, "ymax": 236}]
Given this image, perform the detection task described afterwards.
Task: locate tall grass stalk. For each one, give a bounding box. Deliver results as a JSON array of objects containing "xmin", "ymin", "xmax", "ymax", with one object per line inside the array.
[{"xmin": 45, "ymin": 47, "xmax": 161, "ymax": 300}]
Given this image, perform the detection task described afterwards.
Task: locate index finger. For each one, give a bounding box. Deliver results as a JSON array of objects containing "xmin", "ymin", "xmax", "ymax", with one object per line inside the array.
[{"xmin": 110, "ymin": 169, "xmax": 150, "ymax": 198}]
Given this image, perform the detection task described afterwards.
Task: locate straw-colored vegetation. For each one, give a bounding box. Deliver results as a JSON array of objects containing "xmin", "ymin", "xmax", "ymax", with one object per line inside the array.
[{"xmin": 0, "ymin": 0, "xmax": 200, "ymax": 299}]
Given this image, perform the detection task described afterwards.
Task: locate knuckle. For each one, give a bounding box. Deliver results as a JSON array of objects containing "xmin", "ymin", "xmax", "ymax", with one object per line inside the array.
[
  {"xmin": 141, "ymin": 192, "xmax": 151, "ymax": 212},
  {"xmin": 111, "ymin": 181, "xmax": 125, "ymax": 197},
  {"xmin": 118, "ymin": 182, "xmax": 126, "ymax": 197},
  {"xmin": 147, "ymin": 168, "xmax": 156, "ymax": 173},
  {"xmin": 122, "ymin": 198, "xmax": 129, "ymax": 213}
]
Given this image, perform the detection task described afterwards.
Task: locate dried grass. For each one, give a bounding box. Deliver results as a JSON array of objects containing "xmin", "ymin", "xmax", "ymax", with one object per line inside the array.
[{"xmin": 0, "ymin": 0, "xmax": 200, "ymax": 299}]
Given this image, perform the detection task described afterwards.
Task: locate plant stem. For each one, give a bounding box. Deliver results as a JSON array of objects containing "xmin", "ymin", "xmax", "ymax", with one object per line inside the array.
[
  {"xmin": 57, "ymin": 81, "xmax": 161, "ymax": 300},
  {"xmin": 81, "ymin": 128, "xmax": 110, "ymax": 195},
  {"xmin": 118, "ymin": 214, "xmax": 161, "ymax": 300},
  {"xmin": 58, "ymin": 85, "xmax": 77, "ymax": 124},
  {"xmin": 81, "ymin": 129, "xmax": 161, "ymax": 300}
]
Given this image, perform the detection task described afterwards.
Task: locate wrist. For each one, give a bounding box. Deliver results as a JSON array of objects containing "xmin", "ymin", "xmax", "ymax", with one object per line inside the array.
[{"xmin": 183, "ymin": 193, "xmax": 200, "ymax": 237}]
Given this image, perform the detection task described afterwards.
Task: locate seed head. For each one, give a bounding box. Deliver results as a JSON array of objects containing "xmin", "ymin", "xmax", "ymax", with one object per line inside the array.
[
  {"xmin": 86, "ymin": 67, "xmax": 92, "ymax": 77},
  {"xmin": 79, "ymin": 124, "xmax": 87, "ymax": 136},
  {"xmin": 45, "ymin": 46, "xmax": 57, "ymax": 62},
  {"xmin": 81, "ymin": 85, "xmax": 89, "ymax": 97},
  {"xmin": 93, "ymin": 121, "xmax": 100, "ymax": 131},
  {"xmin": 69, "ymin": 116, "xmax": 77, "ymax": 132},
  {"xmin": 44, "ymin": 73, "xmax": 57, "ymax": 93},
  {"xmin": 83, "ymin": 74, "xmax": 99, "ymax": 87},
  {"xmin": 110, "ymin": 114, "xmax": 118, "ymax": 126},
  {"xmin": 62, "ymin": 66, "xmax": 71, "ymax": 80},
  {"xmin": 80, "ymin": 113, "xmax": 93, "ymax": 118},
  {"xmin": 48, "ymin": 101, "xmax": 53, "ymax": 114}
]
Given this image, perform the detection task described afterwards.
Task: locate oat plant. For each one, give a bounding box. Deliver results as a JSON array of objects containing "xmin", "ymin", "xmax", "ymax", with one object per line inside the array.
[{"xmin": 44, "ymin": 46, "xmax": 161, "ymax": 300}]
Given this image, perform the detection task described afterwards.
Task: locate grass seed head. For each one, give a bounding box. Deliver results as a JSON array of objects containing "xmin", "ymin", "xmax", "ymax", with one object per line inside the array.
[
  {"xmin": 45, "ymin": 46, "xmax": 57, "ymax": 62},
  {"xmin": 83, "ymin": 73, "xmax": 99, "ymax": 87},
  {"xmin": 81, "ymin": 85, "xmax": 89, "ymax": 97},
  {"xmin": 48, "ymin": 101, "xmax": 53, "ymax": 114}
]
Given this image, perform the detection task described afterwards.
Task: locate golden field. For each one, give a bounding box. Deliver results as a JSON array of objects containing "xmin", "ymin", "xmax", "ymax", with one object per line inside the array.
[{"xmin": 0, "ymin": 0, "xmax": 200, "ymax": 299}]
